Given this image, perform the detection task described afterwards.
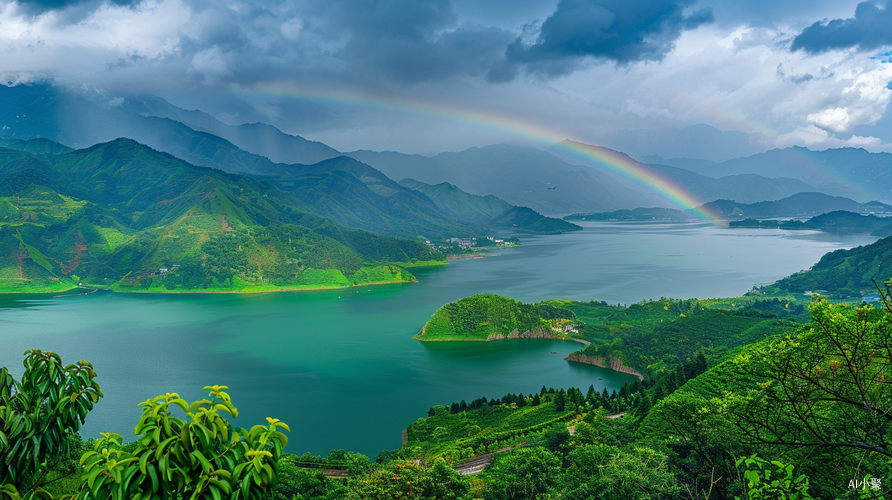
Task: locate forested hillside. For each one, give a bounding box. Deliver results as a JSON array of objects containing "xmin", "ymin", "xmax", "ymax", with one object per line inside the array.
[
  {"xmin": 6, "ymin": 293, "xmax": 886, "ymax": 499},
  {"xmin": 769, "ymin": 234, "xmax": 892, "ymax": 298},
  {"xmin": 0, "ymin": 139, "xmax": 444, "ymax": 293}
]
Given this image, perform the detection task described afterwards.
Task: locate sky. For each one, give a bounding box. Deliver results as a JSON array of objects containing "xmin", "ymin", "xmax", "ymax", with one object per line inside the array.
[{"xmin": 2, "ymin": 0, "xmax": 892, "ymax": 158}]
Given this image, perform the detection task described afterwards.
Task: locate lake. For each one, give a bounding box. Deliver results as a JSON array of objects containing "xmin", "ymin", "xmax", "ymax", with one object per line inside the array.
[{"xmin": 0, "ymin": 222, "xmax": 878, "ymax": 457}]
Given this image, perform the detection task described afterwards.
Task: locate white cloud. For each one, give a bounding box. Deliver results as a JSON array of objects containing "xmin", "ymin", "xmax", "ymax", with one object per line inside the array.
[
  {"xmin": 808, "ymin": 107, "xmax": 850, "ymax": 133},
  {"xmin": 0, "ymin": 0, "xmax": 190, "ymax": 73}
]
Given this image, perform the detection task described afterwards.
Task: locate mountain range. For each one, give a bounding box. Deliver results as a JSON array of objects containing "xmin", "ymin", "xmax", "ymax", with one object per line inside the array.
[
  {"xmin": 701, "ymin": 192, "xmax": 892, "ymax": 219},
  {"xmin": 0, "ymin": 138, "xmax": 443, "ymax": 293},
  {"xmin": 6, "ymin": 82, "xmax": 892, "ymax": 295},
  {"xmin": 696, "ymin": 146, "xmax": 892, "ymax": 201}
]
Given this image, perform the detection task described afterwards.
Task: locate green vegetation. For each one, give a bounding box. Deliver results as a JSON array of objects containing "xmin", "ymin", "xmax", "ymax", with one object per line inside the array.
[
  {"xmin": 0, "ymin": 350, "xmax": 101, "ymax": 498},
  {"xmin": 414, "ymin": 294, "xmax": 578, "ymax": 341},
  {"xmin": 0, "ymin": 351, "xmax": 288, "ymax": 500},
  {"xmin": 5, "ymin": 290, "xmax": 891, "ymax": 498},
  {"xmin": 418, "ymin": 294, "xmax": 805, "ymax": 376},
  {"xmin": 0, "ymin": 139, "xmax": 446, "ymax": 293},
  {"xmin": 766, "ymin": 233, "xmax": 892, "ymax": 298}
]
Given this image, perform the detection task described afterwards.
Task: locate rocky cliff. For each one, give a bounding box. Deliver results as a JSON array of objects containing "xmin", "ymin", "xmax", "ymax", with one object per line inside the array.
[{"xmin": 565, "ymin": 353, "xmax": 644, "ymax": 380}]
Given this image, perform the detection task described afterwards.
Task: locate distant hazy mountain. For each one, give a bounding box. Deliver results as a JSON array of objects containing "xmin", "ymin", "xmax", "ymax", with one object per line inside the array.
[
  {"xmin": 349, "ymin": 144, "xmax": 653, "ymax": 215},
  {"xmin": 596, "ymin": 124, "xmax": 772, "ymax": 162},
  {"xmin": 0, "ymin": 138, "xmax": 441, "ymax": 292},
  {"xmin": 637, "ymin": 155, "xmax": 716, "ymax": 171},
  {"xmin": 648, "ymin": 163, "xmax": 817, "ymax": 204},
  {"xmin": 564, "ymin": 207, "xmax": 692, "ymax": 221},
  {"xmin": 399, "ymin": 179, "xmax": 581, "ymax": 234},
  {"xmin": 702, "ymin": 146, "xmax": 892, "ymax": 202},
  {"xmin": 0, "ymin": 138, "xmax": 73, "ymax": 155},
  {"xmin": 552, "ymin": 140, "xmax": 819, "ymax": 206},
  {"xmin": 734, "ymin": 211, "xmax": 892, "ymax": 233},
  {"xmin": 701, "ymin": 192, "xmax": 892, "ymax": 220},
  {"xmin": 122, "ymin": 95, "xmax": 341, "ymax": 165}
]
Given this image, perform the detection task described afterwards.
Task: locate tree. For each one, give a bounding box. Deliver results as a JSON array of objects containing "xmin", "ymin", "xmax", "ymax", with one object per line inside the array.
[
  {"xmin": 561, "ymin": 445, "xmax": 679, "ymax": 500},
  {"xmin": 734, "ymin": 454, "xmax": 814, "ymax": 500},
  {"xmin": 725, "ymin": 298, "xmax": 892, "ymax": 460},
  {"xmin": 554, "ymin": 390, "xmax": 566, "ymax": 412},
  {"xmin": 0, "ymin": 350, "xmax": 102, "ymax": 498},
  {"xmin": 72, "ymin": 385, "xmax": 289, "ymax": 500},
  {"xmin": 484, "ymin": 447, "xmax": 561, "ymax": 500},
  {"xmin": 418, "ymin": 458, "xmax": 470, "ymax": 500}
]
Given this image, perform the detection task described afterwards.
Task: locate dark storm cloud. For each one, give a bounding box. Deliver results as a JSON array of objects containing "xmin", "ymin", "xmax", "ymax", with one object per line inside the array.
[
  {"xmin": 792, "ymin": 1, "xmax": 892, "ymax": 54},
  {"xmin": 506, "ymin": 0, "xmax": 713, "ymax": 75},
  {"xmin": 304, "ymin": 0, "xmax": 516, "ymax": 83},
  {"xmin": 14, "ymin": 0, "xmax": 138, "ymax": 15},
  {"xmin": 2, "ymin": 0, "xmax": 715, "ymax": 90}
]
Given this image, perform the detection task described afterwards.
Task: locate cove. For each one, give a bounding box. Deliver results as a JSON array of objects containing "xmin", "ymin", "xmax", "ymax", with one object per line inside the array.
[{"xmin": 0, "ymin": 222, "xmax": 878, "ymax": 457}]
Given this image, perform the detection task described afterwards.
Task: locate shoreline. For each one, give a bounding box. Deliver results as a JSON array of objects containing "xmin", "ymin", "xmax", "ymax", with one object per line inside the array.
[
  {"xmin": 1, "ymin": 260, "xmax": 448, "ymax": 296},
  {"xmin": 112, "ymin": 278, "xmax": 417, "ymax": 295},
  {"xmin": 1, "ymin": 279, "xmax": 417, "ymax": 296}
]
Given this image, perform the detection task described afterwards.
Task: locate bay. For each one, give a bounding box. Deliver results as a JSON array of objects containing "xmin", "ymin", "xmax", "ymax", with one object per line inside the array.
[{"xmin": 0, "ymin": 222, "xmax": 877, "ymax": 457}]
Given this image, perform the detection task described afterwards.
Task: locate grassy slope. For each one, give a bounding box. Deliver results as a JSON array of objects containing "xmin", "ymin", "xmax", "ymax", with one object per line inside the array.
[{"xmin": 405, "ymin": 397, "xmax": 577, "ymax": 458}]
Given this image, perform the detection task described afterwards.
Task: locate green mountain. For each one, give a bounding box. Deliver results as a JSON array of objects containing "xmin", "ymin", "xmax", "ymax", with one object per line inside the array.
[
  {"xmin": 256, "ymin": 157, "xmax": 482, "ymax": 239},
  {"xmin": 0, "ymin": 139, "xmax": 445, "ymax": 293},
  {"xmin": 768, "ymin": 234, "xmax": 892, "ymax": 298},
  {"xmin": 0, "ymin": 85, "xmax": 493, "ymax": 240},
  {"xmin": 701, "ymin": 192, "xmax": 892, "ymax": 219},
  {"xmin": 399, "ymin": 179, "xmax": 581, "ymax": 234}
]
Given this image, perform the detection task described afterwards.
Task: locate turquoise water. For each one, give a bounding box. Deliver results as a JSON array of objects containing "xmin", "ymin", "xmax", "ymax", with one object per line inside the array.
[{"xmin": 0, "ymin": 222, "xmax": 877, "ymax": 457}]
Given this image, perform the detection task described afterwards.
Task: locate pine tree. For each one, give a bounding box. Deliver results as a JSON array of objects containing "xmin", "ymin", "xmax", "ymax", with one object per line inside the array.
[
  {"xmin": 459, "ymin": 400, "xmax": 468, "ymax": 412},
  {"xmin": 693, "ymin": 351, "xmax": 707, "ymax": 377},
  {"xmin": 540, "ymin": 385, "xmax": 548, "ymax": 396},
  {"xmin": 532, "ymin": 393, "xmax": 541, "ymax": 406},
  {"xmin": 450, "ymin": 402, "xmax": 460, "ymax": 414},
  {"xmin": 554, "ymin": 390, "xmax": 566, "ymax": 412}
]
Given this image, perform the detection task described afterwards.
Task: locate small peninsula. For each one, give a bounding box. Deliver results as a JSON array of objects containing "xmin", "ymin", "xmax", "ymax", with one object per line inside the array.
[{"xmin": 416, "ymin": 293, "xmax": 806, "ymax": 382}]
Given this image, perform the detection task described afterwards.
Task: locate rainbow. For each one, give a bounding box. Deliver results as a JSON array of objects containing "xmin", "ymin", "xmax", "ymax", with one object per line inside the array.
[{"xmin": 234, "ymin": 83, "xmax": 722, "ymax": 219}]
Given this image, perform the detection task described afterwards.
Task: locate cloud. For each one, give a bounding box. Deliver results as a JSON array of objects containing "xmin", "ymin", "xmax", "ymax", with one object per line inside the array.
[
  {"xmin": 808, "ymin": 107, "xmax": 850, "ymax": 132},
  {"xmin": 303, "ymin": 0, "xmax": 516, "ymax": 83},
  {"xmin": 506, "ymin": 0, "xmax": 714, "ymax": 75},
  {"xmin": 792, "ymin": 1, "xmax": 892, "ymax": 54},
  {"xmin": 12, "ymin": 0, "xmax": 140, "ymax": 19}
]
